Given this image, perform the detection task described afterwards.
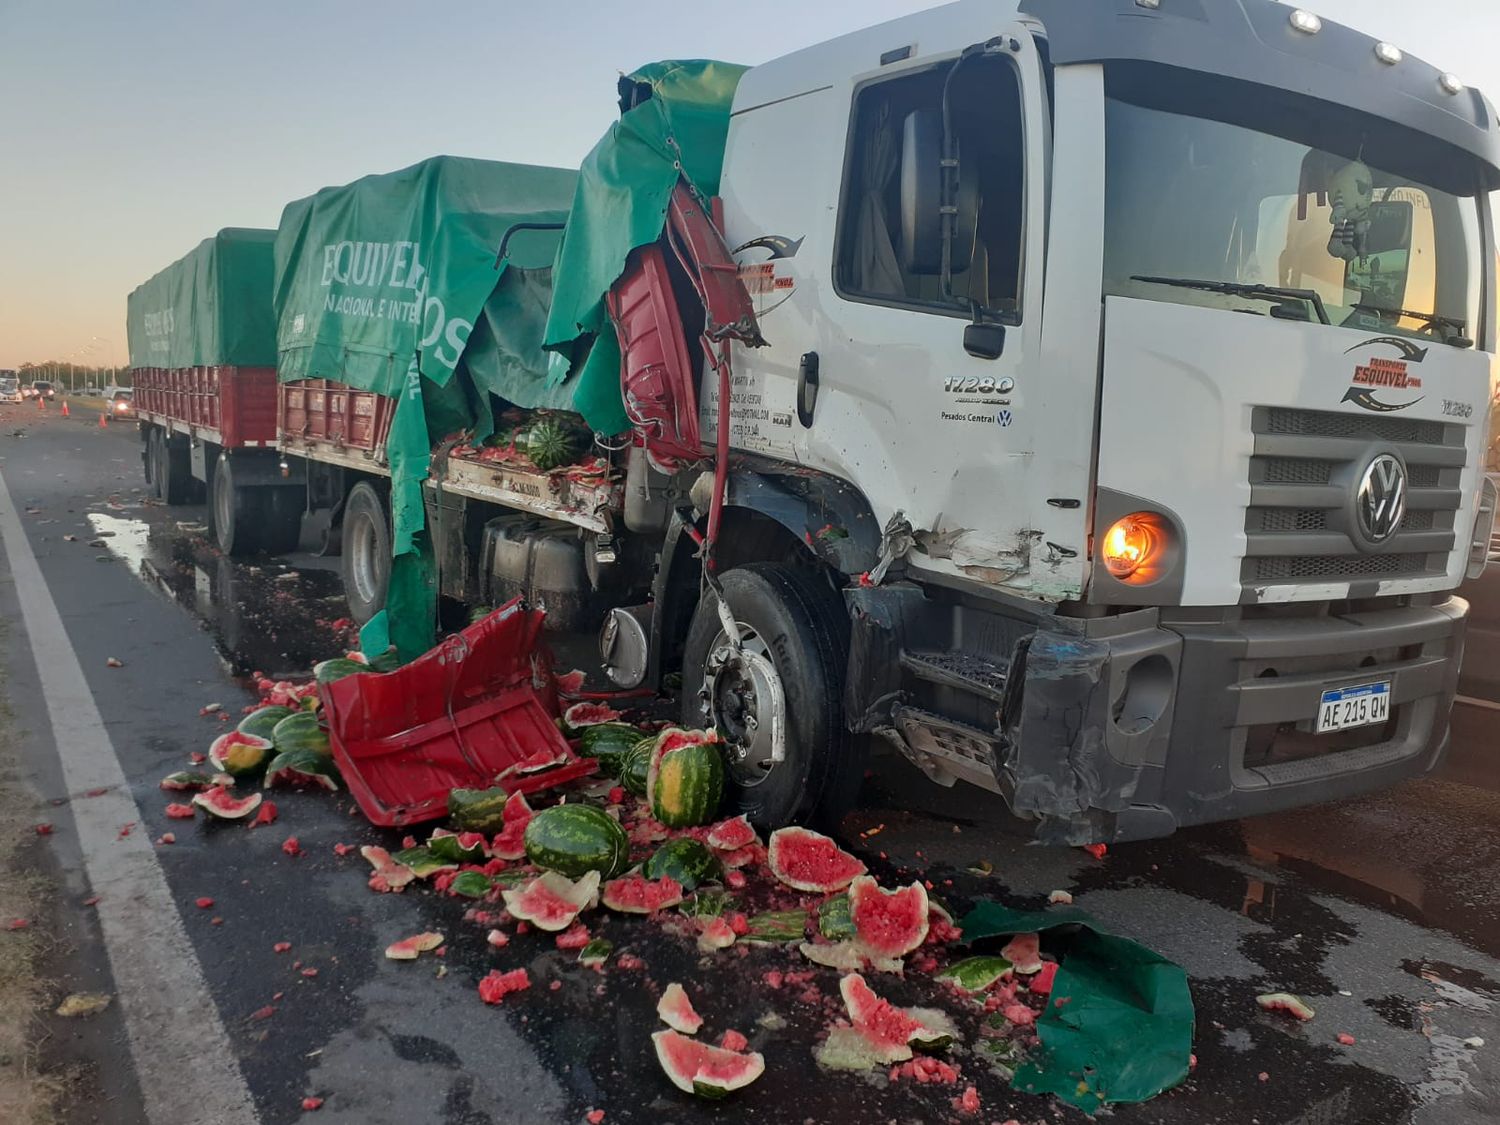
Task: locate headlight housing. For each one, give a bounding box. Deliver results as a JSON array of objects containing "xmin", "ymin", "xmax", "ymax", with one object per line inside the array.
[{"xmin": 1101, "ymin": 513, "xmax": 1168, "ymax": 581}]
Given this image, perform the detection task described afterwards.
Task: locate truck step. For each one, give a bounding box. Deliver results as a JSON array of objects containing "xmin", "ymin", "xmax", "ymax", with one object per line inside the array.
[{"xmin": 899, "ymin": 650, "xmax": 1009, "ymax": 702}]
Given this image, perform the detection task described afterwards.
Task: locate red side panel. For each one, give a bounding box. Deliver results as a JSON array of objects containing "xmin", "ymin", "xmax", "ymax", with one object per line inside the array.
[
  {"xmin": 131, "ymin": 365, "xmax": 277, "ymax": 446},
  {"xmin": 320, "ymin": 600, "xmax": 592, "ymax": 827},
  {"xmin": 607, "ymin": 244, "xmax": 703, "ymax": 470},
  {"xmin": 278, "ymin": 378, "xmax": 394, "ymax": 454}
]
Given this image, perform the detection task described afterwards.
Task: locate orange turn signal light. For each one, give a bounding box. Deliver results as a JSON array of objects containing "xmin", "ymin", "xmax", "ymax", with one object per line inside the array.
[{"xmin": 1101, "ymin": 513, "xmax": 1163, "ymax": 580}]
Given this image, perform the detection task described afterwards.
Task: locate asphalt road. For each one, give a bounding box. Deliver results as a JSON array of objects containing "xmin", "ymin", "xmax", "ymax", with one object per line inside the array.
[{"xmin": 1, "ymin": 404, "xmax": 1498, "ymax": 1125}]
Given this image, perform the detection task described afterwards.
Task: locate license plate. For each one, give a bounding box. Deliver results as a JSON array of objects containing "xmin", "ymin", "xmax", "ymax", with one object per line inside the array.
[{"xmin": 1316, "ymin": 681, "xmax": 1391, "ymax": 734}]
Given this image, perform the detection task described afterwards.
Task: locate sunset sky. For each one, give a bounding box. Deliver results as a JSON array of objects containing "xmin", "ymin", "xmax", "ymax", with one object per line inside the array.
[{"xmin": 1, "ymin": 0, "xmax": 1496, "ymax": 370}]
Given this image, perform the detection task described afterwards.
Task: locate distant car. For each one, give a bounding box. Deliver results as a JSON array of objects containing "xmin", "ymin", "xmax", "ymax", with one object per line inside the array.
[
  {"xmin": 0, "ymin": 378, "xmax": 21, "ymax": 405},
  {"xmin": 20, "ymin": 383, "xmax": 36, "ymax": 399},
  {"xmin": 31, "ymin": 380, "xmax": 56, "ymax": 401},
  {"xmin": 109, "ymin": 389, "xmax": 136, "ymax": 419}
]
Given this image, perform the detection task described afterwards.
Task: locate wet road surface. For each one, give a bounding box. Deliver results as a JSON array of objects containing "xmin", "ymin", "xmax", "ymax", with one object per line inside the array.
[{"xmin": 1, "ymin": 405, "xmax": 1497, "ymax": 1125}]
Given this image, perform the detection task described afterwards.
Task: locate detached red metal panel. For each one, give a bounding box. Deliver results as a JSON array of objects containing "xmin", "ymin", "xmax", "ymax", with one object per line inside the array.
[{"xmin": 320, "ymin": 600, "xmax": 593, "ymax": 827}]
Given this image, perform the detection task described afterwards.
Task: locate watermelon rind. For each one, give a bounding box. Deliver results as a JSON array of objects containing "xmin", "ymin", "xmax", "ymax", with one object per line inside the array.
[
  {"xmin": 578, "ymin": 937, "xmax": 614, "ymax": 967},
  {"xmin": 818, "ymin": 893, "xmax": 857, "ymax": 940},
  {"xmin": 741, "ymin": 909, "xmax": 807, "ymax": 944},
  {"xmin": 270, "ymin": 711, "xmax": 330, "ymax": 758},
  {"xmin": 619, "ymin": 739, "xmax": 654, "ymax": 797},
  {"xmin": 448, "ymin": 787, "xmax": 514, "ymax": 834},
  {"xmin": 847, "ymin": 876, "xmax": 930, "ymax": 959},
  {"xmin": 262, "ymin": 748, "xmax": 340, "ymax": 791},
  {"xmin": 839, "ymin": 973, "xmax": 956, "ymax": 1062},
  {"xmin": 936, "ymin": 955, "xmax": 1014, "ymax": 992},
  {"xmin": 601, "ymin": 872, "xmax": 686, "ymax": 914},
  {"xmin": 706, "ymin": 815, "xmax": 758, "ymax": 852},
  {"xmin": 391, "ymin": 847, "xmax": 458, "ymax": 879},
  {"xmin": 563, "ymin": 702, "xmax": 624, "ymax": 734},
  {"xmin": 384, "ymin": 932, "xmax": 444, "ymax": 960},
  {"xmin": 766, "ymin": 827, "xmax": 866, "ymax": 893},
  {"xmin": 490, "ymin": 791, "xmax": 535, "ymax": 860},
  {"xmin": 652, "ymin": 1029, "xmax": 766, "ymax": 1099},
  {"xmin": 1256, "ymin": 992, "xmax": 1316, "ymax": 1021},
  {"xmin": 238, "ymin": 705, "xmax": 295, "ymax": 740},
  {"xmin": 647, "ymin": 729, "xmax": 726, "ymax": 829},
  {"xmin": 577, "ymin": 723, "xmax": 644, "ymax": 776},
  {"xmin": 448, "ymin": 871, "xmax": 494, "ymax": 898},
  {"xmin": 314, "ymin": 657, "xmax": 367, "ymax": 685},
  {"xmin": 502, "ymin": 870, "xmax": 601, "ymax": 931},
  {"xmin": 642, "ymin": 838, "xmax": 724, "ymax": 892},
  {"xmin": 208, "ymin": 731, "xmax": 274, "ymax": 779},
  {"xmin": 160, "ymin": 771, "xmax": 214, "ymax": 792},
  {"xmin": 427, "ymin": 829, "xmax": 488, "ymax": 864},
  {"xmin": 191, "ymin": 786, "xmax": 263, "ymax": 820},
  {"xmin": 523, "ymin": 804, "xmax": 630, "ymax": 879},
  {"xmin": 657, "ymin": 982, "xmax": 703, "ymax": 1035},
  {"xmin": 361, "ymin": 846, "xmax": 417, "ymax": 890}
]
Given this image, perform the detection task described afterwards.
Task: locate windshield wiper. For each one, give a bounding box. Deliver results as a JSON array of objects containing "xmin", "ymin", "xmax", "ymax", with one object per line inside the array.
[
  {"xmin": 1131, "ymin": 275, "xmax": 1330, "ymax": 325},
  {"xmin": 1346, "ymin": 303, "xmax": 1472, "ymax": 346}
]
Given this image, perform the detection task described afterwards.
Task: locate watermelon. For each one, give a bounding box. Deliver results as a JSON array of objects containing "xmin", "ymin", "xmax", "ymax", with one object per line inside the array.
[
  {"xmin": 619, "ymin": 739, "xmax": 654, "ymax": 797},
  {"xmin": 238, "ymin": 705, "xmax": 295, "ymax": 740},
  {"xmin": 523, "ymin": 804, "xmax": 630, "ymax": 879},
  {"xmin": 501, "ymin": 870, "xmax": 601, "ymax": 932},
  {"xmin": 392, "ymin": 847, "xmax": 458, "ymax": 879},
  {"xmin": 563, "ymin": 702, "xmax": 623, "ymax": 733},
  {"xmin": 449, "ymin": 871, "xmax": 494, "ymax": 898},
  {"xmin": 601, "ymin": 871, "xmax": 685, "ymax": 914},
  {"xmin": 384, "ymin": 932, "xmax": 444, "ymax": 960},
  {"xmin": 448, "ymin": 787, "xmax": 514, "ymax": 834},
  {"xmin": 361, "ymin": 846, "xmax": 416, "ymax": 890},
  {"xmin": 657, "ymin": 982, "xmax": 703, "ymax": 1034},
  {"xmin": 577, "ymin": 723, "xmax": 644, "ymax": 776},
  {"xmin": 767, "ymin": 827, "xmax": 866, "ymax": 892},
  {"xmin": 314, "ymin": 657, "xmax": 367, "ymax": 685},
  {"xmin": 936, "ymin": 955, "xmax": 1013, "ymax": 992},
  {"xmin": 706, "ymin": 815, "xmax": 758, "ymax": 852},
  {"xmin": 1000, "ymin": 933, "xmax": 1043, "ymax": 974},
  {"xmin": 578, "ymin": 937, "xmax": 614, "ymax": 968},
  {"xmin": 818, "ymin": 893, "xmax": 857, "ymax": 941},
  {"xmin": 192, "ymin": 786, "xmax": 263, "ymax": 820},
  {"xmin": 159, "ymin": 771, "xmax": 214, "ymax": 792},
  {"xmin": 652, "ymin": 1029, "xmax": 766, "ymax": 1099},
  {"xmin": 839, "ymin": 973, "xmax": 956, "ymax": 1062},
  {"xmin": 697, "ymin": 917, "xmax": 736, "ymax": 952},
  {"xmin": 490, "ymin": 791, "xmax": 534, "ymax": 859},
  {"xmin": 427, "ymin": 829, "xmax": 488, "ymax": 864},
  {"xmin": 848, "ymin": 876, "xmax": 929, "ymax": 958},
  {"xmin": 647, "ymin": 729, "xmax": 725, "ymax": 828},
  {"xmin": 642, "ymin": 838, "xmax": 723, "ymax": 892},
  {"xmin": 1257, "ymin": 992, "xmax": 1316, "ymax": 1021},
  {"xmin": 207, "ymin": 731, "xmax": 273, "ymax": 779},
  {"xmin": 262, "ymin": 748, "xmax": 340, "ymax": 791},
  {"xmin": 799, "ymin": 941, "xmax": 867, "ymax": 971},
  {"xmin": 270, "ymin": 711, "xmax": 329, "ymax": 758},
  {"xmin": 522, "ymin": 414, "xmax": 589, "ymax": 471}
]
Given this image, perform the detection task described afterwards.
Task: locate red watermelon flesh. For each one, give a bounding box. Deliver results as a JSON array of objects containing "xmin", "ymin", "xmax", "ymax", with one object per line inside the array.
[
  {"xmin": 554, "ymin": 669, "xmax": 587, "ymax": 695},
  {"xmin": 501, "ymin": 870, "xmax": 600, "ymax": 932},
  {"xmin": 1001, "ymin": 932, "xmax": 1043, "ymax": 974},
  {"xmin": 601, "ymin": 872, "xmax": 685, "ymax": 914},
  {"xmin": 848, "ymin": 876, "xmax": 930, "ymax": 958},
  {"xmin": 657, "ymin": 982, "xmax": 703, "ymax": 1034},
  {"xmin": 767, "ymin": 827, "xmax": 866, "ymax": 892},
  {"xmin": 490, "ymin": 792, "xmax": 534, "ymax": 860},
  {"xmin": 564, "ymin": 702, "xmax": 623, "ymax": 728},
  {"xmin": 384, "ymin": 932, "xmax": 444, "ymax": 960},
  {"xmin": 652, "ymin": 1030, "xmax": 765, "ymax": 1098},
  {"xmin": 706, "ymin": 815, "xmax": 758, "ymax": 852},
  {"xmin": 839, "ymin": 973, "xmax": 955, "ymax": 1063},
  {"xmin": 361, "ymin": 846, "xmax": 416, "ymax": 891},
  {"xmin": 191, "ymin": 786, "xmax": 263, "ymax": 820}
]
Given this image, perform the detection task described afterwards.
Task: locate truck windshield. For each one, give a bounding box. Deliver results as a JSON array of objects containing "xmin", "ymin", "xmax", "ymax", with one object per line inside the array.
[{"xmin": 1102, "ymin": 85, "xmax": 1485, "ymax": 348}]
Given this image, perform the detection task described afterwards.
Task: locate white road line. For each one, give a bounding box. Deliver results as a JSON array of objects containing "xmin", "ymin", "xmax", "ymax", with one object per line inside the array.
[
  {"xmin": 0, "ymin": 469, "xmax": 259, "ymax": 1124},
  {"xmin": 1455, "ymin": 693, "xmax": 1500, "ymax": 713}
]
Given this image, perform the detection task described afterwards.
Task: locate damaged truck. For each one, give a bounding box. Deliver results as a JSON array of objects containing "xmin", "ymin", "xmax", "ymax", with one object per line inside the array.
[{"xmin": 131, "ymin": 0, "xmax": 1500, "ymax": 844}]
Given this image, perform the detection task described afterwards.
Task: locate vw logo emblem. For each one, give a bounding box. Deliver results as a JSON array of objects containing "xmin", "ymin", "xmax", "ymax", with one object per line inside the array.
[{"xmin": 1356, "ymin": 453, "xmax": 1407, "ymax": 543}]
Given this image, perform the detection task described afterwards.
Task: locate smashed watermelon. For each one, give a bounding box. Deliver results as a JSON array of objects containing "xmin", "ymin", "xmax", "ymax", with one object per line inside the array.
[
  {"xmin": 427, "ymin": 829, "xmax": 489, "ymax": 864},
  {"xmin": 1000, "ymin": 932, "xmax": 1044, "ymax": 974},
  {"xmin": 657, "ymin": 982, "xmax": 703, "ymax": 1035},
  {"xmin": 490, "ymin": 791, "xmax": 534, "ymax": 860},
  {"xmin": 262, "ymin": 748, "xmax": 340, "ymax": 791},
  {"xmin": 1257, "ymin": 992, "xmax": 1316, "ymax": 1021},
  {"xmin": 563, "ymin": 701, "xmax": 623, "ymax": 731},
  {"xmin": 191, "ymin": 786, "xmax": 263, "ymax": 820},
  {"xmin": 601, "ymin": 872, "xmax": 685, "ymax": 914},
  {"xmin": 767, "ymin": 827, "xmax": 866, "ymax": 892},
  {"xmin": 207, "ymin": 731, "xmax": 274, "ymax": 779},
  {"xmin": 159, "ymin": 771, "xmax": 213, "ymax": 792},
  {"xmin": 361, "ymin": 846, "xmax": 417, "ymax": 891},
  {"xmin": 501, "ymin": 870, "xmax": 600, "ymax": 932},
  {"xmin": 848, "ymin": 876, "xmax": 929, "ymax": 959},
  {"xmin": 384, "ymin": 932, "xmax": 444, "ymax": 960},
  {"xmin": 697, "ymin": 917, "xmax": 737, "ymax": 953},
  {"xmin": 706, "ymin": 815, "xmax": 758, "ymax": 852},
  {"xmin": 839, "ymin": 973, "xmax": 956, "ymax": 1063},
  {"xmin": 652, "ymin": 1029, "xmax": 765, "ymax": 1099}
]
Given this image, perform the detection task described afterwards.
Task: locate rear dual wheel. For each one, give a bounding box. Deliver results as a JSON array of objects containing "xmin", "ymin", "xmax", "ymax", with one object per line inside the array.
[
  {"xmin": 212, "ymin": 455, "xmax": 302, "ymax": 557},
  {"xmin": 340, "ymin": 481, "xmax": 391, "ymax": 626},
  {"xmin": 147, "ymin": 428, "xmax": 191, "ymax": 505}
]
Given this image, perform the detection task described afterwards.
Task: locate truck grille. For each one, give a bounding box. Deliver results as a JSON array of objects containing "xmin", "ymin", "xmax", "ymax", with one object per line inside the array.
[{"xmin": 1243, "ymin": 406, "xmax": 1464, "ymax": 594}]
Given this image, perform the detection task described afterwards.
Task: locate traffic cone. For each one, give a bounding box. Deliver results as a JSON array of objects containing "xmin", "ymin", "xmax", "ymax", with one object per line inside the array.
[
  {"xmin": 98, "ymin": 412, "xmax": 107, "ymax": 429},
  {"xmin": 60, "ymin": 400, "xmax": 69, "ymax": 418},
  {"xmin": 36, "ymin": 396, "xmax": 43, "ymax": 410}
]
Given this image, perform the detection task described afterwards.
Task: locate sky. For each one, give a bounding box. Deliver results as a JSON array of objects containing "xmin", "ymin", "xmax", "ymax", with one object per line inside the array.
[{"xmin": 0, "ymin": 0, "xmax": 1497, "ymax": 370}]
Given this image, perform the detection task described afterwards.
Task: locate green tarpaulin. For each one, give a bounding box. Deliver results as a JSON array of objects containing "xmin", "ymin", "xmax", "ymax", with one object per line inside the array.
[
  {"xmin": 542, "ymin": 59, "xmax": 748, "ymax": 434},
  {"xmin": 272, "ymin": 156, "xmax": 576, "ymax": 660},
  {"xmin": 126, "ymin": 228, "xmax": 277, "ymax": 370},
  {"xmin": 960, "ymin": 902, "xmax": 1195, "ymax": 1113}
]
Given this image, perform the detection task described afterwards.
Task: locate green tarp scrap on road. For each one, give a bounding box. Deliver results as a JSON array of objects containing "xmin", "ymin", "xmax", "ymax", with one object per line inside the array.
[
  {"xmin": 126, "ymin": 228, "xmax": 277, "ymax": 370},
  {"xmin": 542, "ymin": 59, "xmax": 748, "ymax": 435},
  {"xmin": 272, "ymin": 156, "xmax": 576, "ymax": 661},
  {"xmin": 960, "ymin": 902, "xmax": 1195, "ymax": 1112}
]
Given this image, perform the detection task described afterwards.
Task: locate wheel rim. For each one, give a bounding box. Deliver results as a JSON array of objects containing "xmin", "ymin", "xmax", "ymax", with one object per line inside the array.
[
  {"xmin": 700, "ymin": 623, "xmax": 782, "ymax": 788},
  {"xmin": 350, "ymin": 512, "xmax": 379, "ymax": 604}
]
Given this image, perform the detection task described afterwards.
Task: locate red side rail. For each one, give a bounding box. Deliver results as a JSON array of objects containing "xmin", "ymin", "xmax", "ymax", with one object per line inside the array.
[
  {"xmin": 133, "ymin": 366, "xmax": 278, "ymax": 447},
  {"xmin": 278, "ymin": 379, "xmax": 394, "ymax": 455}
]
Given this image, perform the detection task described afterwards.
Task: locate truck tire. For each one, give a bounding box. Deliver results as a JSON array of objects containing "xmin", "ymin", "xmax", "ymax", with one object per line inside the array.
[
  {"xmin": 155, "ymin": 431, "xmax": 191, "ymax": 505},
  {"xmin": 681, "ymin": 562, "xmax": 863, "ymax": 831},
  {"xmin": 341, "ymin": 482, "xmax": 390, "ymax": 625},
  {"xmin": 264, "ymin": 486, "xmax": 304, "ymax": 555},
  {"xmin": 212, "ymin": 455, "xmax": 264, "ymax": 556}
]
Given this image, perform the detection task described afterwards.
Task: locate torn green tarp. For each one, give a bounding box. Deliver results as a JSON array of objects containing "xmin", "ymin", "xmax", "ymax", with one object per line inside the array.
[
  {"xmin": 127, "ymin": 228, "xmax": 277, "ymax": 369},
  {"xmin": 273, "ymin": 156, "xmax": 575, "ymax": 661},
  {"xmin": 461, "ymin": 267, "xmax": 574, "ymax": 441},
  {"xmin": 960, "ymin": 902, "xmax": 1194, "ymax": 1113},
  {"xmin": 542, "ymin": 59, "xmax": 747, "ymax": 434}
]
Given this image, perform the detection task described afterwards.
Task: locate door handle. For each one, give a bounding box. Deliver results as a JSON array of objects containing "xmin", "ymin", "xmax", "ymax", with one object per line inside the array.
[{"xmin": 797, "ymin": 351, "xmax": 819, "ymax": 427}]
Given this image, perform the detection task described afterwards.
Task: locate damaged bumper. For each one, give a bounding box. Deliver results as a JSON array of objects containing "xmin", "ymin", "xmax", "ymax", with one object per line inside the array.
[{"xmin": 846, "ymin": 584, "xmax": 1466, "ymax": 845}]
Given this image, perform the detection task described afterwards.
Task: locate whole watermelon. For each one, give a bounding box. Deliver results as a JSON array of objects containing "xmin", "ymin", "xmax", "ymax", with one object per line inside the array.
[
  {"xmin": 578, "ymin": 723, "xmax": 644, "ymax": 778},
  {"xmin": 619, "ymin": 738, "xmax": 655, "ymax": 798},
  {"xmin": 648, "ymin": 730, "xmax": 726, "ymax": 829},
  {"xmin": 448, "ymin": 787, "xmax": 511, "ymax": 833},
  {"xmin": 643, "ymin": 837, "xmax": 724, "ymax": 891},
  {"xmin": 523, "ymin": 804, "xmax": 630, "ymax": 879},
  {"xmin": 314, "ymin": 657, "xmax": 367, "ymax": 685},
  {"xmin": 523, "ymin": 415, "xmax": 588, "ymax": 471},
  {"xmin": 239, "ymin": 705, "xmax": 295, "ymax": 740},
  {"xmin": 270, "ymin": 711, "xmax": 330, "ymax": 758}
]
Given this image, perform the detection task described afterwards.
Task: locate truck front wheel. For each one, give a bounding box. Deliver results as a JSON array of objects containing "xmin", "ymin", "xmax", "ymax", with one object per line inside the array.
[
  {"xmin": 341, "ymin": 482, "xmax": 390, "ymax": 625},
  {"xmin": 681, "ymin": 563, "xmax": 863, "ymax": 831}
]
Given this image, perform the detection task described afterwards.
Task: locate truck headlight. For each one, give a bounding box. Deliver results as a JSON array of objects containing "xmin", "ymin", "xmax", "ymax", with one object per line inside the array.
[{"xmin": 1101, "ymin": 513, "xmax": 1165, "ymax": 580}]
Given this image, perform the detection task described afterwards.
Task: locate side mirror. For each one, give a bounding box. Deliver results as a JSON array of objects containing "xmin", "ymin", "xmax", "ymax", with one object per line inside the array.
[{"xmin": 901, "ymin": 109, "xmax": 977, "ymax": 279}]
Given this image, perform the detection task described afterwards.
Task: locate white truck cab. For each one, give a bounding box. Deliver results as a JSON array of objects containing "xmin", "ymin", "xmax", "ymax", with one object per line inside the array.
[{"xmin": 664, "ymin": 0, "xmax": 1500, "ymax": 841}]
